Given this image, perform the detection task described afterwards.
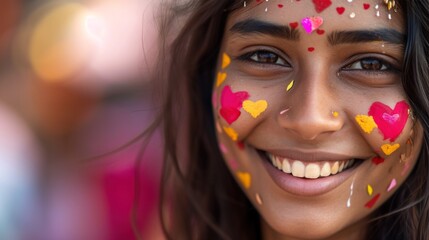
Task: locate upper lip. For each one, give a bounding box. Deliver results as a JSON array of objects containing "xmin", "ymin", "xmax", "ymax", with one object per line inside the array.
[{"xmin": 263, "ymin": 148, "xmax": 369, "ymax": 162}]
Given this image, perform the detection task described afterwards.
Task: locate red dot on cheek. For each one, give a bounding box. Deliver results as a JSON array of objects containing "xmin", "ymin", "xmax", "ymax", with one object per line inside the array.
[
  {"xmin": 363, "ymin": 3, "xmax": 370, "ymax": 9},
  {"xmin": 278, "ymin": 4, "xmax": 284, "ymax": 8},
  {"xmin": 308, "ymin": 47, "xmax": 315, "ymax": 52}
]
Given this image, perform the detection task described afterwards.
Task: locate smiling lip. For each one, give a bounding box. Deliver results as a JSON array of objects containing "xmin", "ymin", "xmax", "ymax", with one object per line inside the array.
[{"xmin": 260, "ymin": 149, "xmax": 365, "ymax": 196}]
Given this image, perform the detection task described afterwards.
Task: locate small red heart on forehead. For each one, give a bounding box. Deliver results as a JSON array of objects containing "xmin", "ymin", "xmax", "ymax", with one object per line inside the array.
[
  {"xmin": 336, "ymin": 7, "xmax": 345, "ymax": 15},
  {"xmin": 363, "ymin": 3, "xmax": 370, "ymax": 9},
  {"xmin": 289, "ymin": 22, "xmax": 299, "ymax": 29},
  {"xmin": 278, "ymin": 4, "xmax": 284, "ymax": 8},
  {"xmin": 308, "ymin": 47, "xmax": 315, "ymax": 52},
  {"xmin": 312, "ymin": 0, "xmax": 332, "ymax": 13},
  {"xmin": 316, "ymin": 29, "xmax": 325, "ymax": 35}
]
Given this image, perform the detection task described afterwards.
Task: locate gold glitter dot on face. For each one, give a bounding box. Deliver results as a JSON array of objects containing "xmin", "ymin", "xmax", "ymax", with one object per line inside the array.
[{"xmin": 332, "ymin": 111, "xmax": 339, "ymax": 117}]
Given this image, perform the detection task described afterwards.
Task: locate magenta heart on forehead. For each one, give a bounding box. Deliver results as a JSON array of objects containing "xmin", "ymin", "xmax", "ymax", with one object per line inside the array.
[
  {"xmin": 220, "ymin": 85, "xmax": 250, "ymax": 124},
  {"xmin": 368, "ymin": 101, "xmax": 410, "ymax": 142}
]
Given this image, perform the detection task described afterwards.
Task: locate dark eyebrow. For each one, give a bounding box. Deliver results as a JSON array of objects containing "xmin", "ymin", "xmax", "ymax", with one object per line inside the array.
[
  {"xmin": 328, "ymin": 29, "xmax": 405, "ymax": 46},
  {"xmin": 230, "ymin": 19, "xmax": 300, "ymax": 41}
]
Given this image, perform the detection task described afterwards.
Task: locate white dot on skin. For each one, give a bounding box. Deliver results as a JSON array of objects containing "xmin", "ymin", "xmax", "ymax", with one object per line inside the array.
[{"xmin": 350, "ymin": 12, "xmax": 356, "ymax": 18}]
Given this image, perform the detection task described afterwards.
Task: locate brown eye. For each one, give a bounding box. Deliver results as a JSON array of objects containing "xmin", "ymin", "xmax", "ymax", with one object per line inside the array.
[
  {"xmin": 247, "ymin": 50, "xmax": 289, "ymax": 66},
  {"xmin": 346, "ymin": 58, "xmax": 390, "ymax": 71}
]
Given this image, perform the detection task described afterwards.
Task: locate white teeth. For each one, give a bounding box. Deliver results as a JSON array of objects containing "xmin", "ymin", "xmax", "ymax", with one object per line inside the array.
[
  {"xmin": 305, "ymin": 164, "xmax": 320, "ymax": 179},
  {"xmin": 282, "ymin": 159, "xmax": 291, "ymax": 173},
  {"xmin": 291, "ymin": 161, "xmax": 305, "ymax": 177},
  {"xmin": 276, "ymin": 158, "xmax": 282, "ymax": 170},
  {"xmin": 320, "ymin": 162, "xmax": 331, "ymax": 177},
  {"xmin": 267, "ymin": 153, "xmax": 357, "ymax": 179},
  {"xmin": 331, "ymin": 161, "xmax": 339, "ymax": 174},
  {"xmin": 339, "ymin": 161, "xmax": 345, "ymax": 172}
]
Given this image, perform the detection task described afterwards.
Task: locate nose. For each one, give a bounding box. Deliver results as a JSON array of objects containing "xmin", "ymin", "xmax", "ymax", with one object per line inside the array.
[{"xmin": 277, "ymin": 67, "xmax": 344, "ymax": 141}]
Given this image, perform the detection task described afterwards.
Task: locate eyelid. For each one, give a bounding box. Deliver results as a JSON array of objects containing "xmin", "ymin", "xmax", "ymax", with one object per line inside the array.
[
  {"xmin": 341, "ymin": 54, "xmax": 401, "ymax": 73},
  {"xmin": 236, "ymin": 47, "xmax": 292, "ymax": 67}
]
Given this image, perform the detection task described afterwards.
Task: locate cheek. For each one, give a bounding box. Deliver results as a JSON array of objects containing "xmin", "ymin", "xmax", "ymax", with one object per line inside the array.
[
  {"xmin": 355, "ymin": 100, "xmax": 412, "ymax": 160},
  {"xmin": 353, "ymin": 100, "xmax": 417, "ymax": 209}
]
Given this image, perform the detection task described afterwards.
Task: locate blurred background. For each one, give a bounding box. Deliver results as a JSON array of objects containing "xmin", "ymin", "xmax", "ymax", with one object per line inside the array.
[{"xmin": 0, "ymin": 0, "xmax": 163, "ymax": 239}]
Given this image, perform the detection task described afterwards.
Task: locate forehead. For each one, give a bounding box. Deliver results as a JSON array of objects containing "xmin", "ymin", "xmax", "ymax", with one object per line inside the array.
[{"xmin": 227, "ymin": 1, "xmax": 404, "ymax": 33}]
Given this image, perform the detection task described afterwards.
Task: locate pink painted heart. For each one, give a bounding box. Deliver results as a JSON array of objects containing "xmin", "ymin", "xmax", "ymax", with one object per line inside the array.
[
  {"xmin": 220, "ymin": 85, "xmax": 249, "ymax": 124},
  {"xmin": 368, "ymin": 101, "xmax": 410, "ymax": 142},
  {"xmin": 301, "ymin": 16, "xmax": 324, "ymax": 34},
  {"xmin": 312, "ymin": 0, "xmax": 332, "ymax": 13}
]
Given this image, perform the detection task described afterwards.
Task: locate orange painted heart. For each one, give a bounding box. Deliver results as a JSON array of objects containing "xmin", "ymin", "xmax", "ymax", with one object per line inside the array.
[{"xmin": 368, "ymin": 101, "xmax": 409, "ymax": 141}]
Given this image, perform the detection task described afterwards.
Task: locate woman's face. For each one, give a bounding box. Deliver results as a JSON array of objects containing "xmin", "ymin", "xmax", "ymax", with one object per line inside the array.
[{"xmin": 213, "ymin": 0, "xmax": 424, "ymax": 239}]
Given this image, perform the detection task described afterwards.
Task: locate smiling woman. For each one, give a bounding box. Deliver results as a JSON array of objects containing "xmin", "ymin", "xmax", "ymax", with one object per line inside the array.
[{"xmin": 154, "ymin": 0, "xmax": 429, "ymax": 239}]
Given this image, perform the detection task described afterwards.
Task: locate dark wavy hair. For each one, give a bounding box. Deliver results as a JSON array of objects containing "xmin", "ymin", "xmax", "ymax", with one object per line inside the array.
[{"xmin": 153, "ymin": 0, "xmax": 429, "ymax": 239}]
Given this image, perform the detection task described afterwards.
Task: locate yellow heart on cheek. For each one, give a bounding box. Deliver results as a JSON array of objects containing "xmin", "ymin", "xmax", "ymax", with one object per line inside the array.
[
  {"xmin": 216, "ymin": 72, "xmax": 227, "ymax": 87},
  {"xmin": 355, "ymin": 115, "xmax": 378, "ymax": 134},
  {"xmin": 243, "ymin": 100, "xmax": 268, "ymax": 118},
  {"xmin": 381, "ymin": 143, "xmax": 400, "ymax": 156},
  {"xmin": 223, "ymin": 126, "xmax": 238, "ymax": 141},
  {"xmin": 236, "ymin": 171, "xmax": 251, "ymax": 189}
]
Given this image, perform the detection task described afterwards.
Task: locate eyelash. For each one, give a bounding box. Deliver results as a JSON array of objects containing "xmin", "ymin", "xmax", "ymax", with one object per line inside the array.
[
  {"xmin": 238, "ymin": 50, "xmax": 400, "ymax": 74},
  {"xmin": 237, "ymin": 50, "xmax": 291, "ymax": 67}
]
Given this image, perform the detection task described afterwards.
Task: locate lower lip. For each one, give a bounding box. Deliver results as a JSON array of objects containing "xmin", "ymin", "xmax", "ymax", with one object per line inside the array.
[{"xmin": 261, "ymin": 154, "xmax": 360, "ymax": 197}]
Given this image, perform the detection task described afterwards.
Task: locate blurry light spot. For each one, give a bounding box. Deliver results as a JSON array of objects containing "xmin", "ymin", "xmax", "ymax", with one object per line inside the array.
[
  {"xmin": 85, "ymin": 16, "xmax": 104, "ymax": 42},
  {"xmin": 28, "ymin": 3, "xmax": 94, "ymax": 82}
]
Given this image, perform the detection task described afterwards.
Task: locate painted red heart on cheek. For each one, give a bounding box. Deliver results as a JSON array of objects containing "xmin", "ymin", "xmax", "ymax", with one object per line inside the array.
[
  {"xmin": 368, "ymin": 101, "xmax": 410, "ymax": 142},
  {"xmin": 312, "ymin": 0, "xmax": 332, "ymax": 13},
  {"xmin": 220, "ymin": 85, "xmax": 250, "ymax": 124}
]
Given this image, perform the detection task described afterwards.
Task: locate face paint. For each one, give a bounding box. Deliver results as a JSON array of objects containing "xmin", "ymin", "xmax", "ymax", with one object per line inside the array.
[
  {"xmin": 236, "ymin": 171, "xmax": 251, "ymax": 189},
  {"xmin": 364, "ymin": 193, "xmax": 381, "ymax": 209},
  {"xmin": 371, "ymin": 156, "xmax": 384, "ymax": 165},
  {"xmin": 363, "ymin": 3, "xmax": 370, "ymax": 10},
  {"xmin": 368, "ymin": 101, "xmax": 410, "ymax": 142},
  {"xmin": 367, "ymin": 184, "xmax": 373, "ymax": 196},
  {"xmin": 355, "ymin": 115, "xmax": 377, "ymax": 134},
  {"xmin": 332, "ymin": 111, "xmax": 339, "ymax": 118},
  {"xmin": 336, "ymin": 7, "xmax": 346, "ymax": 15},
  {"xmin": 401, "ymin": 162, "xmax": 410, "ymax": 176},
  {"xmin": 277, "ymin": 4, "xmax": 284, "ymax": 9},
  {"xmin": 286, "ymin": 80, "xmax": 294, "ymax": 92},
  {"xmin": 387, "ymin": 178, "xmax": 397, "ymax": 192},
  {"xmin": 346, "ymin": 176, "xmax": 356, "ymax": 208},
  {"xmin": 219, "ymin": 85, "xmax": 249, "ymax": 124},
  {"xmin": 222, "ymin": 53, "xmax": 231, "ymax": 69},
  {"xmin": 308, "ymin": 47, "xmax": 315, "ymax": 52},
  {"xmin": 301, "ymin": 16, "xmax": 324, "ymax": 34},
  {"xmin": 223, "ymin": 126, "xmax": 238, "ymax": 141},
  {"xmin": 216, "ymin": 72, "xmax": 227, "ymax": 87},
  {"xmin": 316, "ymin": 29, "xmax": 325, "ymax": 35},
  {"xmin": 219, "ymin": 143, "xmax": 228, "ymax": 154},
  {"xmin": 227, "ymin": 158, "xmax": 239, "ymax": 171},
  {"xmin": 381, "ymin": 143, "xmax": 400, "ymax": 156},
  {"xmin": 312, "ymin": 0, "xmax": 332, "ymax": 13},
  {"xmin": 243, "ymin": 100, "xmax": 268, "ymax": 118},
  {"xmin": 289, "ymin": 22, "xmax": 299, "ymax": 29}
]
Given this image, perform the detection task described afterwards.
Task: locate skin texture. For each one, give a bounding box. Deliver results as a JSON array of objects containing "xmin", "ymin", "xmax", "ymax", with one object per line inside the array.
[{"xmin": 213, "ymin": 1, "xmax": 424, "ymax": 240}]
